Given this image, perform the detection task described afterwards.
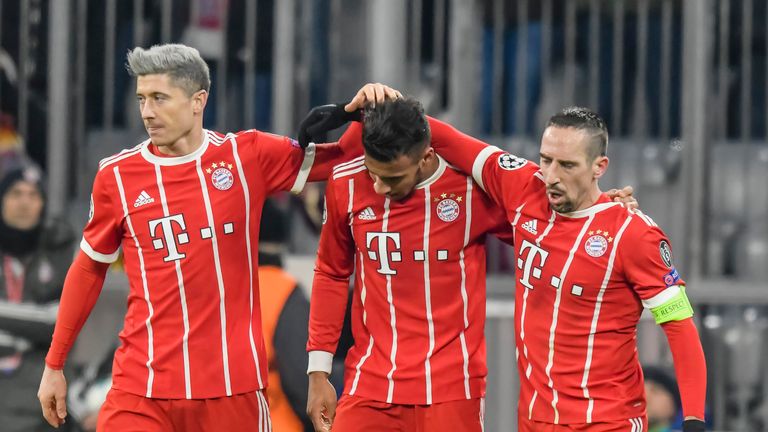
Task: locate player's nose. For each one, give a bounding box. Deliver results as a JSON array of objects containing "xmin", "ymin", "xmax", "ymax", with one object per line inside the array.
[
  {"xmin": 140, "ymin": 102, "xmax": 155, "ymax": 119},
  {"xmin": 543, "ymin": 167, "xmax": 560, "ymax": 186},
  {"xmin": 372, "ymin": 178, "xmax": 390, "ymax": 195}
]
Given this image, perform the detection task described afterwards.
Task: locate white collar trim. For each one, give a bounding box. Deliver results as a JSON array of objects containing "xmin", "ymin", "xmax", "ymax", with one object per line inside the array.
[
  {"xmin": 557, "ymin": 201, "xmax": 621, "ymax": 218},
  {"xmin": 415, "ymin": 155, "xmax": 447, "ymax": 189},
  {"xmin": 140, "ymin": 130, "xmax": 211, "ymax": 166}
]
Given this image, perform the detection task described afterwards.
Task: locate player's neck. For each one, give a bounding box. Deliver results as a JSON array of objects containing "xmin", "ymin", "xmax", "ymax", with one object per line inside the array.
[
  {"xmin": 154, "ymin": 126, "xmax": 204, "ymax": 157},
  {"xmin": 574, "ymin": 185, "xmax": 604, "ymax": 211},
  {"xmin": 415, "ymin": 153, "xmax": 440, "ymax": 184}
]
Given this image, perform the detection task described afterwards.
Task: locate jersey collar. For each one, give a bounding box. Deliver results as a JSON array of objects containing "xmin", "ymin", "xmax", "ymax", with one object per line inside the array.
[
  {"xmin": 557, "ymin": 194, "xmax": 621, "ymax": 218},
  {"xmin": 414, "ymin": 155, "xmax": 447, "ymax": 190},
  {"xmin": 140, "ymin": 129, "xmax": 211, "ymax": 166}
]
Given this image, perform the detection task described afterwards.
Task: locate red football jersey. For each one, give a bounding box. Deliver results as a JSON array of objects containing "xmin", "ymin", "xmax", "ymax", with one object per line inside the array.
[
  {"xmin": 308, "ymin": 145, "xmax": 512, "ymax": 404},
  {"xmin": 428, "ymin": 118, "xmax": 687, "ymax": 424},
  {"xmin": 81, "ymin": 129, "xmax": 316, "ymax": 399}
]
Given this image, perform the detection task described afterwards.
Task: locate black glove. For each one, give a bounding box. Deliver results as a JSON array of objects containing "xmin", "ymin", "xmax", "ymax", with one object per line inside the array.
[
  {"xmin": 297, "ymin": 103, "xmax": 362, "ymax": 148},
  {"xmin": 682, "ymin": 419, "xmax": 706, "ymax": 432}
]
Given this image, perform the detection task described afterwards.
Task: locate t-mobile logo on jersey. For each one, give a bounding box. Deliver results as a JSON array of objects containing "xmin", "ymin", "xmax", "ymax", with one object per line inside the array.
[
  {"xmin": 149, "ymin": 214, "xmax": 189, "ymax": 262},
  {"xmin": 366, "ymin": 232, "xmax": 402, "ymax": 275},
  {"xmin": 517, "ymin": 239, "xmax": 549, "ymax": 289}
]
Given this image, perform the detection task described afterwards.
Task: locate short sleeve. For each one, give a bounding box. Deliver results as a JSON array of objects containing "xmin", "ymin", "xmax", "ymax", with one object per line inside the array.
[
  {"xmin": 619, "ymin": 216, "xmax": 686, "ymax": 309},
  {"xmin": 80, "ymin": 168, "xmax": 122, "ymax": 263},
  {"xmin": 251, "ymin": 131, "xmax": 314, "ymax": 194},
  {"xmin": 478, "ymin": 151, "xmax": 540, "ymax": 212}
]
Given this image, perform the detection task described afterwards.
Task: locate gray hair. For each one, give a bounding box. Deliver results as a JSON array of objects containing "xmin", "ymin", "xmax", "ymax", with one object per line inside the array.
[{"xmin": 126, "ymin": 44, "xmax": 211, "ymax": 95}]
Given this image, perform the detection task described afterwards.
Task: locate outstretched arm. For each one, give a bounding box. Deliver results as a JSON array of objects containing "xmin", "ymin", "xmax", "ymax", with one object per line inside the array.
[
  {"xmin": 264, "ymin": 83, "xmax": 402, "ymax": 194},
  {"xmin": 274, "ymin": 288, "xmax": 315, "ymax": 430}
]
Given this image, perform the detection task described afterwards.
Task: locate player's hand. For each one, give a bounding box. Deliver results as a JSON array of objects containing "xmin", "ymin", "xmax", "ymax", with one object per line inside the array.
[
  {"xmin": 606, "ymin": 185, "xmax": 638, "ymax": 211},
  {"xmin": 682, "ymin": 418, "xmax": 706, "ymax": 431},
  {"xmin": 298, "ymin": 103, "xmax": 361, "ymax": 148},
  {"xmin": 38, "ymin": 365, "xmax": 68, "ymax": 428},
  {"xmin": 307, "ymin": 372, "xmax": 337, "ymax": 432},
  {"xmin": 297, "ymin": 83, "xmax": 402, "ymax": 148},
  {"xmin": 344, "ymin": 82, "xmax": 402, "ymax": 112}
]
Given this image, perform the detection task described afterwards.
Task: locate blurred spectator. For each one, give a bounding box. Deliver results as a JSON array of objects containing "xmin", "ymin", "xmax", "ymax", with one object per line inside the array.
[
  {"xmin": 644, "ymin": 365, "xmax": 682, "ymax": 432},
  {"xmin": 258, "ymin": 198, "xmax": 350, "ymax": 431},
  {"xmin": 0, "ymin": 114, "xmax": 34, "ymax": 178},
  {"xmin": 258, "ymin": 198, "xmax": 317, "ymax": 431},
  {"xmin": 0, "ymin": 165, "xmax": 75, "ymax": 432}
]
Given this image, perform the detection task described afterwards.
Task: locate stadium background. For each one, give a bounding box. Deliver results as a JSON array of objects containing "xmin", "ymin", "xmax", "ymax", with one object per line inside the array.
[{"xmin": 0, "ymin": 0, "xmax": 766, "ymax": 430}]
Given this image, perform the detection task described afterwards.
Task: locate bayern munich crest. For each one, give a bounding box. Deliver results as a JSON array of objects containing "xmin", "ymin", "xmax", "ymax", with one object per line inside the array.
[
  {"xmin": 584, "ymin": 234, "xmax": 608, "ymax": 257},
  {"xmin": 436, "ymin": 198, "xmax": 460, "ymax": 222},
  {"xmin": 211, "ymin": 167, "xmax": 234, "ymax": 190}
]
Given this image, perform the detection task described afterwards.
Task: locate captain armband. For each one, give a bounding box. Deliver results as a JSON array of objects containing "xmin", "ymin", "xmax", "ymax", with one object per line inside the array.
[{"xmin": 650, "ymin": 286, "xmax": 694, "ymax": 324}]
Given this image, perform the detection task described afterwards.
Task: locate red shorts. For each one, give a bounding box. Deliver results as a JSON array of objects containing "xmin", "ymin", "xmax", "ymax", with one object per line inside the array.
[
  {"xmin": 331, "ymin": 394, "xmax": 484, "ymax": 432},
  {"xmin": 97, "ymin": 387, "xmax": 272, "ymax": 432},
  {"xmin": 518, "ymin": 416, "xmax": 648, "ymax": 432}
]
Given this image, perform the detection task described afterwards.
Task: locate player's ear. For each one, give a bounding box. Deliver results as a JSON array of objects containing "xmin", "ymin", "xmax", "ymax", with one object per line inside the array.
[
  {"xmin": 420, "ymin": 146, "xmax": 435, "ymax": 166},
  {"xmin": 593, "ymin": 156, "xmax": 609, "ymax": 179},
  {"xmin": 192, "ymin": 90, "xmax": 208, "ymax": 115}
]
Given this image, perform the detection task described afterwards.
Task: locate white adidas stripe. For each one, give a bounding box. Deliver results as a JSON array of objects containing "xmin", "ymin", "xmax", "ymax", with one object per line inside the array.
[
  {"xmin": 99, "ymin": 144, "xmax": 144, "ymax": 171},
  {"xmin": 333, "ymin": 164, "xmax": 367, "ymax": 180},
  {"xmin": 113, "ymin": 166, "xmax": 155, "ymax": 397},
  {"xmin": 231, "ymin": 136, "xmax": 264, "ymax": 388},
  {"xmin": 334, "ymin": 155, "xmax": 365, "ymax": 172}
]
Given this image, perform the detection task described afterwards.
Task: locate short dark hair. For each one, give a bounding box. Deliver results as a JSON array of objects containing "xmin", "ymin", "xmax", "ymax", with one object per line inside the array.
[
  {"xmin": 546, "ymin": 107, "xmax": 608, "ymax": 160},
  {"xmin": 362, "ymin": 98, "xmax": 431, "ymax": 162}
]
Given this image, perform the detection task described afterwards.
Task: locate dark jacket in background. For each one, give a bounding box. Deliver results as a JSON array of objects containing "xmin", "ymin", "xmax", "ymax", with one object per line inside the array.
[{"xmin": 0, "ymin": 217, "xmax": 75, "ymax": 432}]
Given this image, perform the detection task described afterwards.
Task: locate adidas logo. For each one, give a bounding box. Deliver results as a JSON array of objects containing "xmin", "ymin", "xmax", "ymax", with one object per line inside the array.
[
  {"xmin": 521, "ymin": 219, "xmax": 538, "ymax": 235},
  {"xmin": 358, "ymin": 207, "xmax": 376, "ymax": 220},
  {"xmin": 133, "ymin": 190, "xmax": 155, "ymax": 208}
]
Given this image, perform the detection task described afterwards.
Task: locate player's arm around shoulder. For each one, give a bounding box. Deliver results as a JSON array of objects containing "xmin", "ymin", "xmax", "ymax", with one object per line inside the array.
[{"xmin": 427, "ymin": 116, "xmax": 539, "ymax": 210}]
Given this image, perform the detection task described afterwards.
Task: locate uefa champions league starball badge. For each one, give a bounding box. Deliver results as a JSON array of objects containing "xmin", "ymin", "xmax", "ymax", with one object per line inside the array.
[
  {"xmin": 498, "ymin": 153, "xmax": 527, "ymax": 170},
  {"xmin": 207, "ymin": 161, "xmax": 235, "ymax": 191}
]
